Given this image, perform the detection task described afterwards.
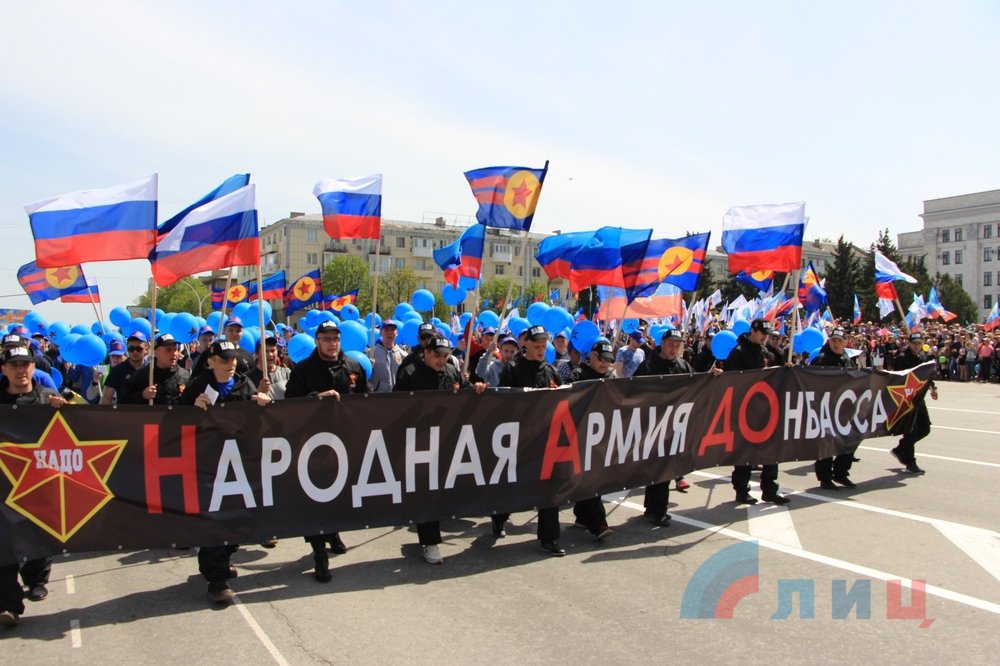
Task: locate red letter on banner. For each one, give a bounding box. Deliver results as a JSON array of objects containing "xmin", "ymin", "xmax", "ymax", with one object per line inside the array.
[
  {"xmin": 698, "ymin": 386, "xmax": 734, "ymax": 455},
  {"xmin": 738, "ymin": 381, "xmax": 779, "ymax": 444},
  {"xmin": 144, "ymin": 424, "xmax": 200, "ymax": 514},
  {"xmin": 539, "ymin": 400, "xmax": 581, "ymax": 480}
]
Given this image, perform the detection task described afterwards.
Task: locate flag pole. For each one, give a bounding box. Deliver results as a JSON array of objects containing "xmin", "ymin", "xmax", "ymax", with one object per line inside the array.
[
  {"xmin": 255, "ymin": 262, "xmax": 269, "ymax": 380},
  {"xmin": 148, "ymin": 284, "xmax": 158, "ymax": 405},
  {"xmin": 461, "ymin": 281, "xmax": 481, "ymax": 378},
  {"xmin": 220, "ymin": 268, "xmax": 234, "ymax": 318},
  {"xmin": 87, "ymin": 285, "xmax": 105, "ymax": 334},
  {"xmin": 787, "ymin": 268, "xmax": 800, "ymax": 364},
  {"xmin": 894, "ymin": 296, "xmax": 911, "ymax": 334},
  {"xmin": 369, "ymin": 234, "xmax": 382, "ymax": 361}
]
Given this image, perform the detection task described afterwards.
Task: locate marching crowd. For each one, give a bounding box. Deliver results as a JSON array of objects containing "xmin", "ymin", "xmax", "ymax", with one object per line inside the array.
[{"xmin": 0, "ymin": 309, "xmax": 950, "ymax": 622}]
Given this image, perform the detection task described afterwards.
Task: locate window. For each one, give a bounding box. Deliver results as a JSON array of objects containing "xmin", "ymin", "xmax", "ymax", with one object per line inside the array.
[
  {"xmin": 941, "ymin": 229, "xmax": 950, "ymax": 242},
  {"xmin": 985, "ymin": 272, "xmax": 993, "ymax": 287},
  {"xmin": 516, "ymin": 266, "xmax": 523, "ymax": 277},
  {"xmin": 396, "ymin": 236, "xmax": 406, "ymax": 248},
  {"xmin": 514, "ymin": 245, "xmax": 521, "ymax": 256},
  {"xmin": 955, "ymin": 250, "xmax": 963, "ymax": 264},
  {"xmin": 369, "ymin": 256, "xmax": 390, "ymax": 272},
  {"xmin": 495, "ymin": 265, "xmax": 505, "ymax": 276},
  {"xmin": 955, "ymin": 228, "xmax": 963, "ymax": 242},
  {"xmin": 941, "ymin": 251, "xmax": 950, "ymax": 265},
  {"xmin": 985, "ymin": 225, "xmax": 993, "ymax": 239},
  {"xmin": 986, "ymin": 248, "xmax": 994, "ymax": 262},
  {"xmin": 532, "ymin": 267, "xmax": 541, "ymax": 278},
  {"xmin": 492, "ymin": 243, "xmax": 512, "ymax": 256},
  {"xmin": 414, "ymin": 258, "xmax": 427, "ymax": 271},
  {"xmin": 394, "ymin": 258, "xmax": 406, "ymax": 269},
  {"xmin": 306, "ymin": 253, "xmax": 318, "ymax": 264},
  {"xmin": 307, "ymin": 229, "xmax": 318, "ymax": 243},
  {"xmin": 955, "ymin": 274, "xmax": 963, "ymax": 286},
  {"xmin": 986, "ymin": 295, "xmax": 993, "ymax": 310}
]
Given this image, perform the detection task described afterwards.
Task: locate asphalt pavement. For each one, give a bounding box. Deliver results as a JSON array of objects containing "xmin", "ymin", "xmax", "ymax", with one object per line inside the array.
[{"xmin": 3, "ymin": 380, "xmax": 999, "ymax": 665}]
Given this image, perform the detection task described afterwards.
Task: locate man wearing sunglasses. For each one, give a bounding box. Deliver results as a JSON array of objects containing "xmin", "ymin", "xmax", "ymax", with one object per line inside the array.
[
  {"xmin": 100, "ymin": 332, "xmax": 150, "ymax": 405},
  {"xmin": 120, "ymin": 333, "xmax": 190, "ymax": 406},
  {"xmin": 399, "ymin": 322, "xmax": 438, "ymax": 372}
]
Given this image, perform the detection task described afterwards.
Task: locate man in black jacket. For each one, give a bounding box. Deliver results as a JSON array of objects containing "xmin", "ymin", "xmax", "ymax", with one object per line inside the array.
[
  {"xmin": 810, "ymin": 328, "xmax": 858, "ymax": 488},
  {"xmin": 890, "ymin": 331, "xmax": 938, "ymax": 474},
  {"xmin": 180, "ymin": 340, "xmax": 271, "ymax": 604},
  {"xmin": 725, "ymin": 319, "xmax": 788, "ymax": 505},
  {"xmin": 496, "ymin": 326, "xmax": 566, "ymax": 556},
  {"xmin": 568, "ymin": 340, "xmax": 616, "ymax": 540},
  {"xmin": 120, "ymin": 333, "xmax": 191, "ymax": 405},
  {"xmin": 395, "ymin": 337, "xmax": 486, "ymax": 564},
  {"xmin": 0, "ymin": 345, "xmax": 67, "ymax": 627},
  {"xmin": 284, "ymin": 320, "xmax": 368, "ymax": 581}
]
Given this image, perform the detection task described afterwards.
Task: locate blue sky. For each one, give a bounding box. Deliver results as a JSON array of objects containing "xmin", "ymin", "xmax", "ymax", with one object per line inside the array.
[{"xmin": 2, "ymin": 1, "xmax": 999, "ymax": 323}]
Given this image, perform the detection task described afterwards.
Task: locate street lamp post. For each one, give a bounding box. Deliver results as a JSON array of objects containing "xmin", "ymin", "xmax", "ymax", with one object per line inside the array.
[{"xmin": 179, "ymin": 280, "xmax": 211, "ymax": 318}]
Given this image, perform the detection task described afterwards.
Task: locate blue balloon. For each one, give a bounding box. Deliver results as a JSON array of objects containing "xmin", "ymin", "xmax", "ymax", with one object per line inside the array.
[
  {"xmin": 232, "ymin": 302, "xmax": 254, "ymax": 322},
  {"xmin": 545, "ymin": 341, "xmax": 556, "ymax": 364},
  {"xmin": 527, "ymin": 302, "xmax": 550, "ymax": 326},
  {"xmin": 339, "ymin": 320, "xmax": 368, "ymax": 353},
  {"xmin": 91, "ymin": 319, "xmax": 110, "ymax": 335},
  {"xmin": 169, "ymin": 312, "xmax": 200, "ymax": 343},
  {"xmin": 109, "ymin": 306, "xmax": 132, "ymax": 329},
  {"xmin": 731, "ymin": 319, "xmax": 751, "ymax": 336},
  {"xmin": 435, "ymin": 324, "xmax": 451, "ymax": 340},
  {"xmin": 49, "ymin": 367, "xmax": 63, "ymax": 389},
  {"xmin": 345, "ymin": 350, "xmax": 373, "ymax": 380},
  {"xmin": 102, "ymin": 332, "xmax": 125, "ymax": 349},
  {"xmin": 649, "ymin": 325, "xmax": 667, "ymax": 343},
  {"xmin": 340, "ymin": 304, "xmax": 361, "ymax": 321},
  {"xmin": 400, "ymin": 319, "xmax": 421, "ymax": 347},
  {"xmin": 67, "ymin": 334, "xmax": 107, "ymax": 366},
  {"xmin": 126, "ymin": 317, "xmax": 152, "ymax": 340},
  {"xmin": 47, "ymin": 321, "xmax": 71, "ymax": 344},
  {"xmin": 303, "ymin": 309, "xmax": 322, "ymax": 328},
  {"xmin": 711, "ymin": 330, "xmax": 739, "ymax": 360},
  {"xmin": 238, "ymin": 330, "xmax": 256, "ymax": 354},
  {"xmin": 621, "ymin": 318, "xmax": 640, "ymax": 335},
  {"xmin": 154, "ymin": 308, "xmax": 165, "ymax": 321},
  {"xmin": 157, "ymin": 313, "xmax": 175, "ymax": 337},
  {"xmin": 411, "ymin": 289, "xmax": 435, "ymax": 313},
  {"xmin": 507, "ymin": 317, "xmax": 530, "ymax": 337},
  {"xmin": 807, "ymin": 346, "xmax": 823, "ymax": 363},
  {"xmin": 458, "ymin": 276, "xmax": 479, "ymax": 291},
  {"xmin": 430, "ymin": 317, "xmax": 442, "ymax": 327},
  {"xmin": 459, "ymin": 312, "xmax": 473, "ymax": 329},
  {"xmin": 477, "ymin": 311, "xmax": 500, "ymax": 329},
  {"xmin": 541, "ymin": 307, "xmax": 571, "ymax": 333},
  {"xmin": 287, "ymin": 334, "xmax": 316, "ymax": 363},
  {"xmin": 394, "ymin": 303, "xmax": 415, "ymax": 320},
  {"xmin": 402, "ymin": 310, "xmax": 423, "ymax": 323},
  {"xmin": 794, "ymin": 327, "xmax": 825, "ymax": 354},
  {"xmin": 70, "ymin": 324, "xmax": 90, "ymax": 336},
  {"xmin": 364, "ymin": 312, "xmax": 382, "ymax": 329},
  {"xmin": 206, "ymin": 311, "xmax": 224, "ymax": 334},
  {"xmin": 24, "ymin": 312, "xmax": 48, "ymax": 336},
  {"xmin": 571, "ymin": 321, "xmax": 601, "ymax": 356},
  {"xmin": 441, "ymin": 284, "xmax": 467, "ymax": 306}
]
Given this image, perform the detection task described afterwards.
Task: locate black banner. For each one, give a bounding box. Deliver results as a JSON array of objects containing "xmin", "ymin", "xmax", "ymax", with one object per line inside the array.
[{"xmin": 0, "ymin": 363, "xmax": 935, "ymax": 565}]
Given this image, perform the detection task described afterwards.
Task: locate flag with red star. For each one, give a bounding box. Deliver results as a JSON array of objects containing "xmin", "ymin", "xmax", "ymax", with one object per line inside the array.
[
  {"xmin": 320, "ymin": 289, "xmax": 358, "ymax": 313},
  {"xmin": 284, "ymin": 269, "xmax": 323, "ymax": 316},
  {"xmin": 17, "ymin": 260, "xmax": 90, "ymax": 305},
  {"xmin": 464, "ymin": 162, "xmax": 548, "ymax": 231}
]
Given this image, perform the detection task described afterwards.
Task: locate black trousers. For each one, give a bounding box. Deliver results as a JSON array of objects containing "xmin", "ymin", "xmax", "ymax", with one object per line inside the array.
[
  {"xmin": 198, "ymin": 545, "xmax": 238, "ymax": 583},
  {"xmin": 897, "ymin": 401, "xmax": 931, "ymax": 464},
  {"xmin": 814, "ymin": 453, "xmax": 855, "ymax": 481},
  {"xmin": 643, "ymin": 482, "xmax": 670, "ymax": 515},
  {"xmin": 494, "ymin": 507, "xmax": 561, "ymax": 541},
  {"xmin": 0, "ymin": 558, "xmax": 51, "ymax": 615},
  {"xmin": 416, "ymin": 522, "xmax": 441, "ymax": 546},
  {"xmin": 732, "ymin": 464, "xmax": 779, "ymax": 496},
  {"xmin": 572, "ymin": 496, "xmax": 607, "ymax": 530}
]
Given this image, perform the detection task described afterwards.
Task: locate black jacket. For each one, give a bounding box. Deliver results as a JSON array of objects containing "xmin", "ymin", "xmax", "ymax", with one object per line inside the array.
[
  {"xmin": 725, "ymin": 333, "xmax": 769, "ymax": 372},
  {"xmin": 810, "ymin": 344, "xmax": 848, "ymax": 368},
  {"xmin": 120, "ymin": 364, "xmax": 191, "ymax": 405},
  {"xmin": 568, "ymin": 362, "xmax": 613, "ymax": 382},
  {"xmin": 636, "ymin": 349, "xmax": 693, "ymax": 376},
  {"xmin": 285, "ymin": 349, "xmax": 368, "ymax": 398},
  {"xmin": 178, "ymin": 371, "xmax": 257, "ymax": 405},
  {"xmin": 394, "ymin": 359, "xmax": 469, "ymax": 392},
  {"xmin": 498, "ymin": 356, "xmax": 562, "ymax": 389},
  {"xmin": 0, "ymin": 380, "xmax": 58, "ymax": 405}
]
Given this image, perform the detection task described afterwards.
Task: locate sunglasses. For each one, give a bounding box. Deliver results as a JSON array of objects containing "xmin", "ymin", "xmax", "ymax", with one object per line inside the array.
[
  {"xmin": 419, "ymin": 333, "xmax": 435, "ymax": 340},
  {"xmin": 127, "ymin": 346, "xmax": 145, "ymax": 352}
]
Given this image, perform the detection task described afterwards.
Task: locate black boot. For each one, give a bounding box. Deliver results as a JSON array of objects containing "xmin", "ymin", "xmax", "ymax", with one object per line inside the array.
[{"xmin": 312, "ymin": 544, "xmax": 331, "ymax": 583}]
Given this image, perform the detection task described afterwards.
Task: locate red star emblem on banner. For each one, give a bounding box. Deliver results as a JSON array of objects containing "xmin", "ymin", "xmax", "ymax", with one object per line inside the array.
[
  {"xmin": 0, "ymin": 412, "xmax": 126, "ymax": 542},
  {"xmin": 884, "ymin": 371, "xmax": 929, "ymax": 431},
  {"xmin": 228, "ymin": 285, "xmax": 248, "ymax": 303},
  {"xmin": 296, "ymin": 278, "xmax": 316, "ymax": 300}
]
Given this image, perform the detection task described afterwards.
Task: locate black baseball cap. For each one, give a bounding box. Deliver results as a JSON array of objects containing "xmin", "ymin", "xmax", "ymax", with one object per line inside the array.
[
  {"xmin": 909, "ymin": 332, "xmax": 923, "ymax": 342},
  {"xmin": 418, "ymin": 323, "xmax": 436, "ymax": 337},
  {"xmin": 2, "ymin": 334, "xmax": 28, "ymax": 349},
  {"xmin": 829, "ymin": 328, "xmax": 846, "ymax": 340},
  {"xmin": 429, "ymin": 337, "xmax": 453, "ymax": 353},
  {"xmin": 750, "ymin": 319, "xmax": 772, "ymax": 334},
  {"xmin": 315, "ymin": 321, "xmax": 340, "ymax": 336},
  {"xmin": 208, "ymin": 340, "xmax": 239, "ymax": 360},
  {"xmin": 525, "ymin": 325, "xmax": 549, "ymax": 342},
  {"xmin": 2, "ymin": 346, "xmax": 32, "ymax": 363},
  {"xmin": 591, "ymin": 340, "xmax": 615, "ymax": 362},
  {"xmin": 662, "ymin": 329, "xmax": 684, "ymax": 342},
  {"xmin": 155, "ymin": 333, "xmax": 177, "ymax": 347}
]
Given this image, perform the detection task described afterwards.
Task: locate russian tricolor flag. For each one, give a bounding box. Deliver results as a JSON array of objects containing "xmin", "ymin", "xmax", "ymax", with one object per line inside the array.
[
  {"xmin": 27, "ymin": 174, "xmax": 158, "ymax": 268},
  {"xmin": 433, "ymin": 223, "xmax": 486, "ymax": 287},
  {"xmin": 150, "ymin": 184, "xmax": 260, "ymax": 287},
  {"xmin": 313, "ymin": 174, "xmax": 382, "ymax": 240},
  {"xmin": 722, "ymin": 201, "xmax": 805, "ymax": 273}
]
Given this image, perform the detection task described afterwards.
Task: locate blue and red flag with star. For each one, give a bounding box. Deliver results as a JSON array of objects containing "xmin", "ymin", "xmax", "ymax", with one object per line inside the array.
[
  {"xmin": 284, "ymin": 270, "xmax": 323, "ymax": 316},
  {"xmin": 626, "ymin": 232, "xmax": 711, "ymax": 298},
  {"xmin": 433, "ymin": 223, "xmax": 486, "ymax": 288},
  {"xmin": 464, "ymin": 162, "xmax": 548, "ymax": 231},
  {"xmin": 17, "ymin": 261, "xmax": 90, "ymax": 305}
]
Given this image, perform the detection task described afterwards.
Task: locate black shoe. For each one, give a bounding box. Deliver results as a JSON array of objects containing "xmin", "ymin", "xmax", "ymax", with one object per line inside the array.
[
  {"xmin": 735, "ymin": 493, "xmax": 758, "ymax": 505},
  {"xmin": 762, "ymin": 494, "xmax": 790, "ymax": 505},
  {"xmin": 226, "ymin": 566, "xmax": 238, "ymax": 580},
  {"xmin": 644, "ymin": 510, "xmax": 671, "ymax": 526},
  {"xmin": 27, "ymin": 584, "xmax": 48, "ymax": 601},
  {"xmin": 819, "ymin": 480, "xmax": 839, "ymax": 491},
  {"xmin": 904, "ymin": 463, "xmax": 926, "ymax": 475},
  {"xmin": 833, "ymin": 475, "xmax": 857, "ymax": 488},
  {"xmin": 491, "ymin": 516, "xmax": 507, "ymax": 538},
  {"xmin": 539, "ymin": 540, "xmax": 566, "ymax": 557},
  {"xmin": 589, "ymin": 524, "xmax": 612, "ymax": 540},
  {"xmin": 327, "ymin": 533, "xmax": 347, "ymax": 555},
  {"xmin": 207, "ymin": 581, "xmax": 234, "ymax": 604},
  {"xmin": 314, "ymin": 555, "xmax": 332, "ymax": 583},
  {"xmin": 890, "ymin": 447, "xmax": 904, "ymax": 465}
]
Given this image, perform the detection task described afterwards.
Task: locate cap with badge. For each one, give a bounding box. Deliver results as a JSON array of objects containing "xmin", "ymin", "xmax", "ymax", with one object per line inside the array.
[
  {"xmin": 2, "ymin": 334, "xmax": 28, "ymax": 348},
  {"xmin": 525, "ymin": 325, "xmax": 549, "ymax": 342},
  {"xmin": 223, "ymin": 316, "xmax": 243, "ymax": 329},
  {"xmin": 829, "ymin": 328, "xmax": 846, "ymax": 340},
  {"xmin": 429, "ymin": 337, "xmax": 454, "ymax": 353},
  {"xmin": 108, "ymin": 340, "xmax": 127, "ymax": 356},
  {"xmin": 155, "ymin": 333, "xmax": 177, "ymax": 347},
  {"xmin": 2, "ymin": 346, "xmax": 32, "ymax": 363},
  {"xmin": 315, "ymin": 321, "xmax": 340, "ymax": 336},
  {"xmin": 418, "ymin": 323, "xmax": 436, "ymax": 337},
  {"xmin": 127, "ymin": 331, "xmax": 148, "ymax": 343},
  {"xmin": 750, "ymin": 319, "xmax": 772, "ymax": 334},
  {"xmin": 662, "ymin": 328, "xmax": 684, "ymax": 342},
  {"xmin": 592, "ymin": 339, "xmax": 616, "ymax": 362},
  {"xmin": 208, "ymin": 340, "xmax": 239, "ymax": 359},
  {"xmin": 909, "ymin": 332, "xmax": 923, "ymax": 342}
]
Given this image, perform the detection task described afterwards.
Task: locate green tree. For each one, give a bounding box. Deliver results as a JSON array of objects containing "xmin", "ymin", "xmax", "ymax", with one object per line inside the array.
[
  {"xmin": 378, "ymin": 267, "xmax": 419, "ymax": 317},
  {"xmin": 826, "ymin": 236, "xmax": 861, "ymax": 321},
  {"xmin": 933, "ymin": 273, "xmax": 977, "ymax": 324},
  {"xmin": 524, "ymin": 279, "xmax": 547, "ymax": 303},
  {"xmin": 479, "ymin": 279, "xmax": 512, "ymax": 311},
  {"xmin": 322, "ymin": 255, "xmax": 373, "ymax": 313},
  {"xmin": 137, "ymin": 277, "xmax": 211, "ymax": 316},
  {"xmin": 695, "ymin": 259, "xmax": 718, "ymax": 301}
]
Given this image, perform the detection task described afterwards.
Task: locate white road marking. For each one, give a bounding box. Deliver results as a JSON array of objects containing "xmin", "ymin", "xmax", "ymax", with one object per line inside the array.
[
  {"xmin": 928, "ymin": 406, "xmax": 1000, "ymax": 415},
  {"xmin": 69, "ymin": 619, "xmax": 81, "ymax": 648},
  {"xmin": 612, "ymin": 497, "xmax": 1000, "ymax": 616},
  {"xmin": 858, "ymin": 445, "xmax": 1000, "ymax": 468},
  {"xmin": 689, "ymin": 470, "xmax": 1000, "ymax": 537},
  {"xmin": 933, "ymin": 425, "xmax": 1000, "ymax": 435},
  {"xmin": 233, "ymin": 594, "xmax": 290, "ymax": 666},
  {"xmin": 65, "ymin": 574, "xmax": 75, "ymax": 594},
  {"xmin": 933, "ymin": 523, "xmax": 1000, "ymax": 584},
  {"xmin": 746, "ymin": 502, "xmax": 802, "ymax": 549}
]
